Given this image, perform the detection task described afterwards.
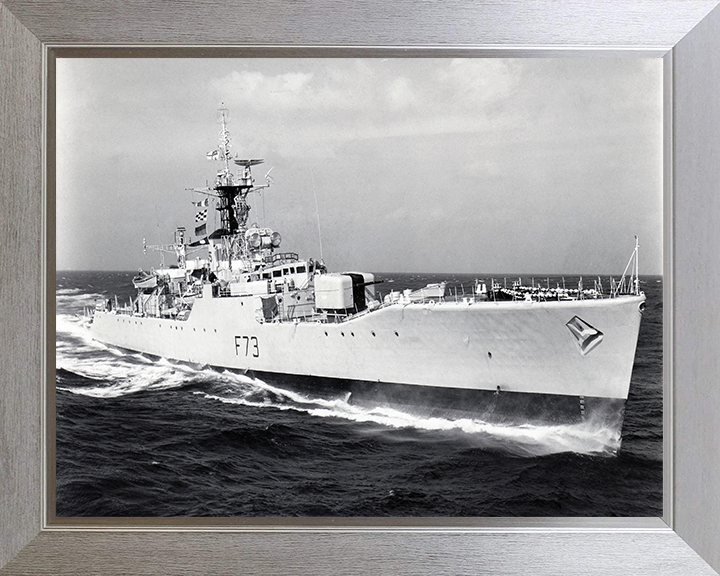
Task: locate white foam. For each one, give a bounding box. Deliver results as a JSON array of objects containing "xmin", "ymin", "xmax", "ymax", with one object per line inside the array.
[
  {"xmin": 57, "ymin": 362, "xmax": 192, "ymax": 398},
  {"xmin": 54, "ymin": 314, "xmax": 115, "ymax": 359},
  {"xmin": 57, "ymin": 354, "xmax": 258, "ymax": 400},
  {"xmin": 194, "ymin": 380, "xmax": 620, "ymax": 456},
  {"xmin": 56, "ymin": 287, "xmax": 83, "ymax": 296},
  {"xmin": 56, "ymin": 291, "xmax": 106, "ymax": 311}
]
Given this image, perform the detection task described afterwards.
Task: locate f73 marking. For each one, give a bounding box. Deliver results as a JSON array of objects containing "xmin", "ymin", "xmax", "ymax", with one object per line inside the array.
[{"xmin": 235, "ymin": 335, "xmax": 259, "ymax": 358}]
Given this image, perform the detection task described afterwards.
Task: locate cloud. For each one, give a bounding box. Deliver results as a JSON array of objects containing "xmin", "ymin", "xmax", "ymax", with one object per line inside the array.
[
  {"xmin": 207, "ymin": 59, "xmax": 523, "ymax": 151},
  {"xmin": 386, "ymin": 76, "xmax": 417, "ymax": 111},
  {"xmin": 437, "ymin": 58, "xmax": 519, "ymax": 106},
  {"xmin": 211, "ymin": 70, "xmax": 315, "ymax": 110},
  {"xmin": 56, "ymin": 58, "xmax": 662, "ymax": 273},
  {"xmin": 211, "ymin": 65, "xmax": 375, "ymax": 113}
]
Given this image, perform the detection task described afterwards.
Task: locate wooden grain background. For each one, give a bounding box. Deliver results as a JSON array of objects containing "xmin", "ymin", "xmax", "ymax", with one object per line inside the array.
[{"xmin": 1, "ymin": 1, "xmax": 720, "ymax": 574}]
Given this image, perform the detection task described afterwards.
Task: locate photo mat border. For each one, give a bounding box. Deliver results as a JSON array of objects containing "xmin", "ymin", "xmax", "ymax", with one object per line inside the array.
[{"xmin": 2, "ymin": 1, "xmax": 719, "ymax": 574}]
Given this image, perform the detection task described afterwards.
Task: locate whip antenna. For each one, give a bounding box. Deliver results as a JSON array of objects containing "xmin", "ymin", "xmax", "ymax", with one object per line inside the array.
[{"xmin": 311, "ymin": 168, "xmax": 324, "ymax": 262}]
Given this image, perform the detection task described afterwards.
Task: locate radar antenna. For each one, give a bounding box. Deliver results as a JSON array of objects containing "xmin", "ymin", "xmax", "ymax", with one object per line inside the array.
[{"xmin": 202, "ymin": 104, "xmax": 267, "ymax": 235}]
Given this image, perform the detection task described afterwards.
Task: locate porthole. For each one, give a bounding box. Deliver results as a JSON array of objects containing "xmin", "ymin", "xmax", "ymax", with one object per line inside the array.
[
  {"xmin": 394, "ymin": 331, "xmax": 399, "ymax": 337},
  {"xmin": 341, "ymin": 332, "xmax": 345, "ymax": 337},
  {"xmin": 371, "ymin": 331, "xmax": 376, "ymax": 337},
  {"xmin": 324, "ymin": 331, "xmax": 328, "ymax": 336}
]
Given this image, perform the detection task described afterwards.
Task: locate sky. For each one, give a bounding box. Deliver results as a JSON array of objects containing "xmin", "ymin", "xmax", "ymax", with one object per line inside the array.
[{"xmin": 56, "ymin": 58, "xmax": 663, "ymax": 274}]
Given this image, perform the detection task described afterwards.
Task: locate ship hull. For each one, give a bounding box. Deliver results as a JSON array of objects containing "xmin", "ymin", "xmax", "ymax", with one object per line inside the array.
[{"xmin": 91, "ymin": 293, "xmax": 644, "ymax": 425}]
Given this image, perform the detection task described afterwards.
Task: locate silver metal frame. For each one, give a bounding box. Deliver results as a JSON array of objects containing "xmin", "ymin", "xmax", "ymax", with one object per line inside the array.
[{"xmin": 1, "ymin": 1, "xmax": 719, "ymax": 574}]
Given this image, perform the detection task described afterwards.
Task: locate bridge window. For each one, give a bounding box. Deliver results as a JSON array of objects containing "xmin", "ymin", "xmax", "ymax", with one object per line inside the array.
[
  {"xmin": 273, "ymin": 270, "xmax": 282, "ymax": 278},
  {"xmin": 296, "ymin": 265, "xmax": 306, "ymax": 273}
]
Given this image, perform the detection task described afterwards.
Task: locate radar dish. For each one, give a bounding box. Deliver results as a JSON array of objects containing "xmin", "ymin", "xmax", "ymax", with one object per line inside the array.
[{"xmin": 234, "ymin": 158, "xmax": 265, "ymax": 167}]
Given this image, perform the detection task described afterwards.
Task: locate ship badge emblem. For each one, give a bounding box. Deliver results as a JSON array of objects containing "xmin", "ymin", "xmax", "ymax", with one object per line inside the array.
[{"xmin": 566, "ymin": 316, "xmax": 604, "ymax": 355}]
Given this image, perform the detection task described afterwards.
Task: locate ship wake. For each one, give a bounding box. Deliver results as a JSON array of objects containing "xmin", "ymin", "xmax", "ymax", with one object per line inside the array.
[
  {"xmin": 56, "ymin": 310, "xmax": 622, "ymax": 456},
  {"xmin": 194, "ymin": 377, "xmax": 622, "ymax": 457}
]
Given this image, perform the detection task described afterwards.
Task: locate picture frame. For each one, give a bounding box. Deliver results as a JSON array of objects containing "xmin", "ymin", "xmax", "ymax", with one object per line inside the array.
[{"xmin": 1, "ymin": 1, "xmax": 719, "ymax": 574}]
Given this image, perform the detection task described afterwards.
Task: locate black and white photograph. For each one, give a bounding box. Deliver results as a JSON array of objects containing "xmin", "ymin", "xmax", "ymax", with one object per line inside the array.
[{"xmin": 55, "ymin": 57, "xmax": 663, "ymax": 518}]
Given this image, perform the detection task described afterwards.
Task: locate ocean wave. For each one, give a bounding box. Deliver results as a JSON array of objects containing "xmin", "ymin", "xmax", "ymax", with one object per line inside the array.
[
  {"xmin": 55, "ymin": 313, "xmax": 108, "ymax": 351},
  {"xmin": 57, "ymin": 342, "xmax": 621, "ymax": 455},
  {"xmin": 56, "ymin": 287, "xmax": 84, "ymax": 296},
  {"xmin": 54, "ymin": 313, "xmax": 623, "ymax": 456},
  {"xmin": 192, "ymin": 375, "xmax": 620, "ymax": 456},
  {"xmin": 55, "ymin": 292, "xmax": 107, "ymax": 314},
  {"xmin": 56, "ymin": 357, "xmax": 253, "ymax": 400},
  {"xmin": 57, "ymin": 364, "xmax": 193, "ymax": 398}
]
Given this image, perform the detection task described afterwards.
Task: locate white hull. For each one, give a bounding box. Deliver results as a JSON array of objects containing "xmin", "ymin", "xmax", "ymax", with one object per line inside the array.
[{"xmin": 91, "ymin": 292, "xmax": 645, "ymax": 401}]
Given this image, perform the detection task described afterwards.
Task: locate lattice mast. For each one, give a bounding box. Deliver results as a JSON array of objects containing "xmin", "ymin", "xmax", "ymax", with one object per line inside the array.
[{"xmin": 211, "ymin": 104, "xmax": 266, "ymax": 236}]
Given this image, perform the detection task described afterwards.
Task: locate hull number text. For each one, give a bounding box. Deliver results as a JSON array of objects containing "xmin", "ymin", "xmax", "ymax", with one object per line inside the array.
[{"xmin": 235, "ymin": 335, "xmax": 259, "ymax": 357}]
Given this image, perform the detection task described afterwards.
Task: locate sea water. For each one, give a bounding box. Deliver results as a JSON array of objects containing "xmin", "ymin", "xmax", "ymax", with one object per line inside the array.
[{"xmin": 55, "ymin": 272, "xmax": 662, "ymax": 517}]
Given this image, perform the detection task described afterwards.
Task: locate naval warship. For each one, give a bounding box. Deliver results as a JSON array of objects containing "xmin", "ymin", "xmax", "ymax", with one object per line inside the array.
[{"xmin": 91, "ymin": 106, "xmax": 646, "ymax": 431}]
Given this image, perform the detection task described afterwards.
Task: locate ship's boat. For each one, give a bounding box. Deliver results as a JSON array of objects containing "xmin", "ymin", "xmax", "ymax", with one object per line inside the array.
[
  {"xmin": 132, "ymin": 270, "xmax": 157, "ymax": 289},
  {"xmin": 90, "ymin": 106, "xmax": 646, "ymax": 436}
]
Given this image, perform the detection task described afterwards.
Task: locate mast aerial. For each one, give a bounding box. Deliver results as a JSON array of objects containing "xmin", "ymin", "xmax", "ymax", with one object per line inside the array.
[
  {"xmin": 218, "ymin": 105, "xmax": 233, "ymax": 185},
  {"xmin": 207, "ymin": 103, "xmax": 265, "ymax": 236}
]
